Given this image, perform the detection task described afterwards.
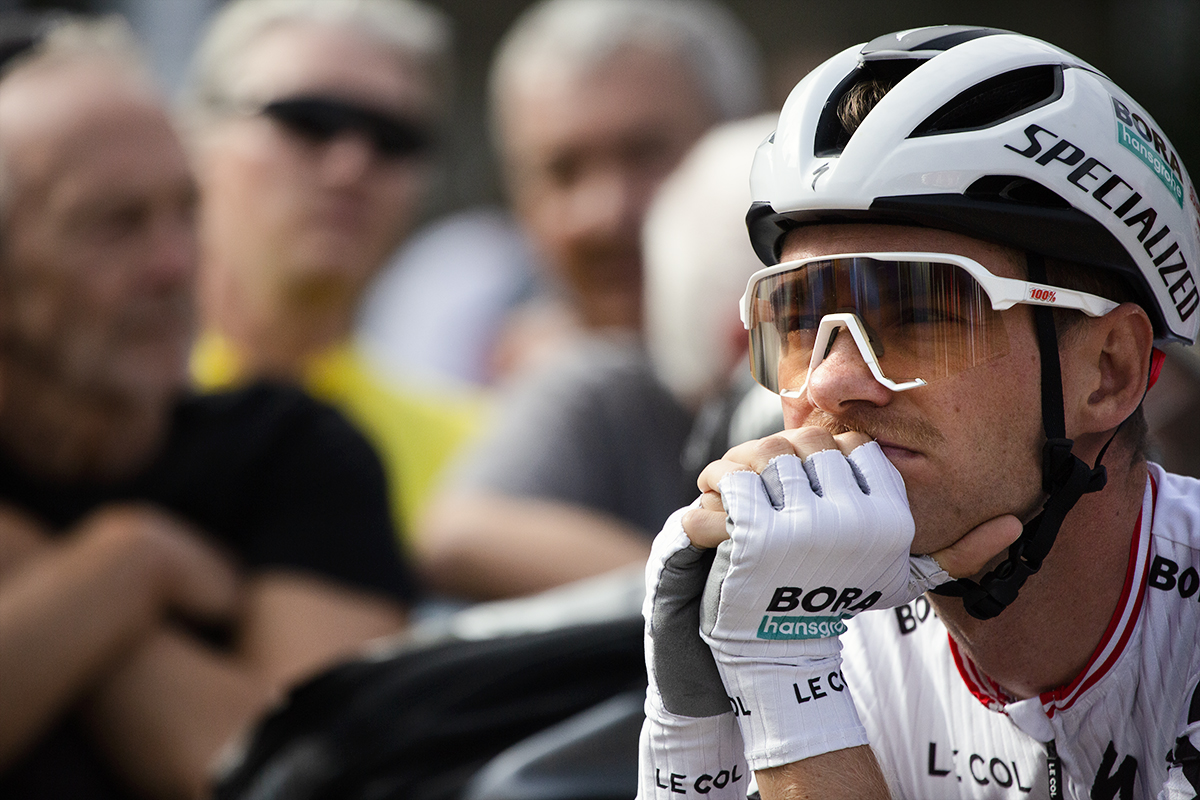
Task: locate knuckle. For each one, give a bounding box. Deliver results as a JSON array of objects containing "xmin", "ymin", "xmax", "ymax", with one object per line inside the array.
[
  {"xmin": 788, "ymin": 426, "xmax": 836, "ymax": 453},
  {"xmin": 701, "ymin": 458, "xmax": 757, "ymax": 491},
  {"xmin": 697, "ymin": 461, "xmax": 728, "ymax": 492},
  {"xmin": 757, "ymin": 434, "xmax": 797, "ymax": 456},
  {"xmin": 746, "ymin": 436, "xmax": 795, "ymax": 471},
  {"xmin": 834, "ymin": 430, "xmax": 872, "ymax": 452},
  {"xmin": 685, "ymin": 510, "xmax": 729, "ymax": 549}
]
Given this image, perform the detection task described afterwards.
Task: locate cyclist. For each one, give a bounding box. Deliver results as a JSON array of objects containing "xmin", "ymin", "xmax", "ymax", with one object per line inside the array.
[{"xmin": 640, "ymin": 25, "xmax": 1199, "ymax": 800}]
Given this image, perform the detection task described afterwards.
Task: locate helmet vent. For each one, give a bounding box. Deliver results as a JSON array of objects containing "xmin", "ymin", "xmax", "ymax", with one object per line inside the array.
[
  {"xmin": 861, "ymin": 26, "xmax": 1011, "ymax": 59},
  {"xmin": 814, "ymin": 61, "xmax": 921, "ymax": 157},
  {"xmin": 964, "ymin": 175, "xmax": 1072, "ymax": 209},
  {"xmin": 911, "ymin": 65, "xmax": 1063, "ymax": 137}
]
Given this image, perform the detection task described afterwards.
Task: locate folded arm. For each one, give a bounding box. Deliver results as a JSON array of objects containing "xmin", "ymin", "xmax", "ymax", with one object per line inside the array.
[
  {"xmin": 83, "ymin": 569, "xmax": 406, "ymax": 799},
  {"xmin": 0, "ymin": 504, "xmax": 239, "ymax": 771},
  {"xmin": 0, "ymin": 502, "xmax": 408, "ymax": 799},
  {"xmin": 418, "ymin": 492, "xmax": 652, "ymax": 599}
]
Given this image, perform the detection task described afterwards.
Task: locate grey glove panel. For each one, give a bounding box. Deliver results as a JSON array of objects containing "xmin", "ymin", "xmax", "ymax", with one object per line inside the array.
[
  {"xmin": 761, "ymin": 460, "xmax": 787, "ymax": 508},
  {"xmin": 699, "ymin": 539, "xmax": 733, "ymax": 640},
  {"xmin": 652, "ymin": 544, "xmax": 731, "ymax": 717}
]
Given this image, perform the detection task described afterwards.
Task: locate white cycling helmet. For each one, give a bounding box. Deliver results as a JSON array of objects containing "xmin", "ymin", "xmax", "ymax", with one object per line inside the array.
[
  {"xmin": 748, "ymin": 25, "xmax": 1199, "ymax": 345},
  {"xmin": 749, "ymin": 26, "xmax": 1199, "ymax": 620}
]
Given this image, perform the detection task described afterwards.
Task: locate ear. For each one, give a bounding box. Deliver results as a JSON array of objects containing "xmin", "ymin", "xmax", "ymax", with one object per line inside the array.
[{"xmin": 1064, "ymin": 302, "xmax": 1154, "ymax": 439}]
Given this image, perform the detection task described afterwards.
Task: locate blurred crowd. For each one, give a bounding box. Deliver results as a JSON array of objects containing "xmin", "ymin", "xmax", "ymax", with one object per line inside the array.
[{"xmin": 0, "ymin": 1, "xmax": 1195, "ymax": 798}]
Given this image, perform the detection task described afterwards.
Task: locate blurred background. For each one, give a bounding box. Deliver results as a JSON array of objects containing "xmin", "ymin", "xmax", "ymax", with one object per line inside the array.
[{"xmin": 7, "ymin": 0, "xmax": 1197, "ymax": 227}]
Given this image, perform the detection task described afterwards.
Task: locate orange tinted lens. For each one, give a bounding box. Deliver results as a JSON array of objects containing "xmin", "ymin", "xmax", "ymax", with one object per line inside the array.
[{"xmin": 747, "ymin": 257, "xmax": 1009, "ymax": 393}]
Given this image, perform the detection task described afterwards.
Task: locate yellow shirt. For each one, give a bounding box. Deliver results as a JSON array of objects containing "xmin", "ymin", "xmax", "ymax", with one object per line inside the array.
[{"xmin": 192, "ymin": 333, "xmax": 481, "ymax": 547}]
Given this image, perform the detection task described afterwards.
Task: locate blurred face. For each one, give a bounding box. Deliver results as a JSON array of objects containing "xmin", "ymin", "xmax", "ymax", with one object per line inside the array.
[
  {"xmin": 777, "ymin": 224, "xmax": 1047, "ymax": 556},
  {"xmin": 0, "ymin": 62, "xmax": 197, "ymax": 405},
  {"xmin": 500, "ymin": 46, "xmax": 717, "ymax": 330},
  {"xmin": 196, "ymin": 21, "xmax": 434, "ymax": 312}
]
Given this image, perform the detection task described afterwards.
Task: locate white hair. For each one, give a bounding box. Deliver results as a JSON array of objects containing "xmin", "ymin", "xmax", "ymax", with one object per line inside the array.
[
  {"xmin": 0, "ymin": 14, "xmax": 152, "ymax": 223},
  {"xmin": 0, "ymin": 13, "xmax": 147, "ymax": 79},
  {"xmin": 181, "ymin": 0, "xmax": 452, "ymax": 128},
  {"xmin": 643, "ymin": 113, "xmax": 777, "ymax": 408},
  {"xmin": 489, "ymin": 0, "xmax": 763, "ymax": 142}
]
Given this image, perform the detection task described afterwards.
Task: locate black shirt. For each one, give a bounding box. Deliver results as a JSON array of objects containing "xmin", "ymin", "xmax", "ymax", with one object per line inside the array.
[{"xmin": 0, "ymin": 383, "xmax": 418, "ymax": 799}]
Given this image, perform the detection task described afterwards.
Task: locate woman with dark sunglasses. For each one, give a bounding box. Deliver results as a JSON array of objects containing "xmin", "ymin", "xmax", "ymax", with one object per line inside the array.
[{"xmin": 182, "ymin": 0, "xmax": 480, "ymax": 548}]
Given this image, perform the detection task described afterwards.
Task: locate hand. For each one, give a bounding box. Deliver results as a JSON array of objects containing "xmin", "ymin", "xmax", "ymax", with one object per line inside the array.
[
  {"xmin": 689, "ymin": 428, "xmax": 1018, "ymax": 770},
  {"xmin": 75, "ymin": 505, "xmax": 241, "ymax": 623},
  {"xmin": 684, "ymin": 428, "xmax": 1021, "ymax": 579}
]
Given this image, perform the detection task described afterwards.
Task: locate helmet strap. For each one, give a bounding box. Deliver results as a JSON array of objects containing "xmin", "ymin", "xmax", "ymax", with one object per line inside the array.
[{"xmin": 931, "ymin": 252, "xmax": 1108, "ymax": 619}]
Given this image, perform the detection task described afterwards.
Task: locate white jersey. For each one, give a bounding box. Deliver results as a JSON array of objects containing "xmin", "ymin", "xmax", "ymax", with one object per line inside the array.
[{"xmin": 841, "ymin": 463, "xmax": 1200, "ymax": 800}]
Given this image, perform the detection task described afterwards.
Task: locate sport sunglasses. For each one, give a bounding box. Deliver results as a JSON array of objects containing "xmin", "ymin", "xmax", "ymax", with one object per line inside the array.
[
  {"xmin": 256, "ymin": 95, "xmax": 434, "ymax": 160},
  {"xmin": 739, "ymin": 251, "xmax": 1120, "ymax": 396}
]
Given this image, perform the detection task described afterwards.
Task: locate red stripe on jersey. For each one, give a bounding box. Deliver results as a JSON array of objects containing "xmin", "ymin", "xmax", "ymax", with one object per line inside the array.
[
  {"xmin": 1041, "ymin": 473, "xmax": 1157, "ymax": 717},
  {"xmin": 949, "ymin": 473, "xmax": 1158, "ymax": 716},
  {"xmin": 950, "ymin": 638, "xmax": 1010, "ymax": 711}
]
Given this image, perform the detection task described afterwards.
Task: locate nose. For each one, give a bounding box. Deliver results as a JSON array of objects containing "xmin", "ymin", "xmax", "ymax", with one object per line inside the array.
[
  {"xmin": 561, "ymin": 167, "xmax": 638, "ymax": 245},
  {"xmin": 803, "ymin": 322, "xmax": 893, "ymax": 412},
  {"xmin": 319, "ymin": 132, "xmax": 375, "ymax": 186}
]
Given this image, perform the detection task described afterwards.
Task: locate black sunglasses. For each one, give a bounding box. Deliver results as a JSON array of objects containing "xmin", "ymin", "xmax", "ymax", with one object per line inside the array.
[
  {"xmin": 0, "ymin": 11, "xmax": 59, "ymax": 75},
  {"xmin": 260, "ymin": 96, "xmax": 434, "ymax": 160}
]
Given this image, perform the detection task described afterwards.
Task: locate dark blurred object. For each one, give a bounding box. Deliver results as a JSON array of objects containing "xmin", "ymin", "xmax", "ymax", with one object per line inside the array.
[
  {"xmin": 463, "ymin": 690, "xmax": 643, "ymax": 800},
  {"xmin": 0, "ymin": 9, "xmax": 55, "ymax": 71},
  {"xmin": 15, "ymin": 0, "xmax": 93, "ymax": 11},
  {"xmin": 213, "ymin": 617, "xmax": 645, "ymax": 800},
  {"xmin": 1146, "ymin": 343, "xmax": 1200, "ymax": 479}
]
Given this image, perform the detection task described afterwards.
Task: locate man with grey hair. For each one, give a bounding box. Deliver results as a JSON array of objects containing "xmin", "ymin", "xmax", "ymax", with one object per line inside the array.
[
  {"xmin": 0, "ymin": 14, "xmax": 414, "ymax": 799},
  {"xmin": 489, "ymin": 0, "xmax": 763, "ymax": 336},
  {"xmin": 182, "ymin": 0, "xmax": 480, "ymax": 543},
  {"xmin": 418, "ymin": 0, "xmax": 765, "ymax": 600}
]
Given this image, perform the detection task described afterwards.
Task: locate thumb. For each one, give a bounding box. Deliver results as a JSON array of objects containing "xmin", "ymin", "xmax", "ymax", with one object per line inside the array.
[{"xmin": 931, "ymin": 515, "xmax": 1023, "ymax": 579}]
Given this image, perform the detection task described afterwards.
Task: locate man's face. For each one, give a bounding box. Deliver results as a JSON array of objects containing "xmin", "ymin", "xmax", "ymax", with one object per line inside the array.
[
  {"xmin": 499, "ymin": 46, "xmax": 716, "ymax": 330},
  {"xmin": 196, "ymin": 21, "xmax": 434, "ymax": 311},
  {"xmin": 0, "ymin": 62, "xmax": 197, "ymax": 405},
  {"xmin": 777, "ymin": 224, "xmax": 1047, "ymax": 555}
]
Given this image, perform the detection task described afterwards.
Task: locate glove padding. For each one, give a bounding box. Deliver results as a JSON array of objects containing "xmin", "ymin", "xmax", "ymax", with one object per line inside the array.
[
  {"xmin": 638, "ymin": 504, "xmax": 749, "ymax": 799},
  {"xmin": 700, "ymin": 443, "xmax": 949, "ymax": 769}
]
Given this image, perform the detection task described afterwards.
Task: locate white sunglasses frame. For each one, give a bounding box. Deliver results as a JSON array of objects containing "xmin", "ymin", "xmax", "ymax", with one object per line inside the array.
[{"xmin": 739, "ymin": 251, "xmax": 1121, "ymax": 396}]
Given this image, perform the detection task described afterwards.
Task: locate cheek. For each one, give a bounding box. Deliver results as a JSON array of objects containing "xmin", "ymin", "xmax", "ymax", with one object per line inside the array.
[
  {"xmin": 11, "ymin": 277, "xmax": 71, "ymax": 348},
  {"xmin": 781, "ymin": 396, "xmax": 807, "ymax": 430},
  {"xmin": 516, "ymin": 184, "xmax": 572, "ymax": 259},
  {"xmin": 24, "ymin": 270, "xmax": 115, "ymax": 374},
  {"xmin": 369, "ymin": 170, "xmax": 426, "ymax": 236},
  {"xmin": 203, "ymin": 138, "xmax": 296, "ymax": 231},
  {"xmin": 910, "ymin": 371, "xmax": 1046, "ymax": 550}
]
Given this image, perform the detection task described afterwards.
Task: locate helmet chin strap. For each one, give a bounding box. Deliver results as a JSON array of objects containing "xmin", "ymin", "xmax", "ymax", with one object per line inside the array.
[{"xmin": 930, "ymin": 252, "xmax": 1109, "ymax": 620}]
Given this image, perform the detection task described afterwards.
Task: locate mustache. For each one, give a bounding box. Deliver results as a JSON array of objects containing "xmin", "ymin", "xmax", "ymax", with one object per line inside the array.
[{"xmin": 805, "ymin": 408, "xmax": 945, "ymax": 452}]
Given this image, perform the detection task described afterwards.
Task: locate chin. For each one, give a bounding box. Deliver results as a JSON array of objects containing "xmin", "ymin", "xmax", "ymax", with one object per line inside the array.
[
  {"xmin": 291, "ymin": 252, "xmax": 376, "ymax": 289},
  {"xmin": 909, "ymin": 523, "xmax": 960, "ymax": 559},
  {"xmin": 906, "ymin": 491, "xmax": 966, "ymax": 556}
]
